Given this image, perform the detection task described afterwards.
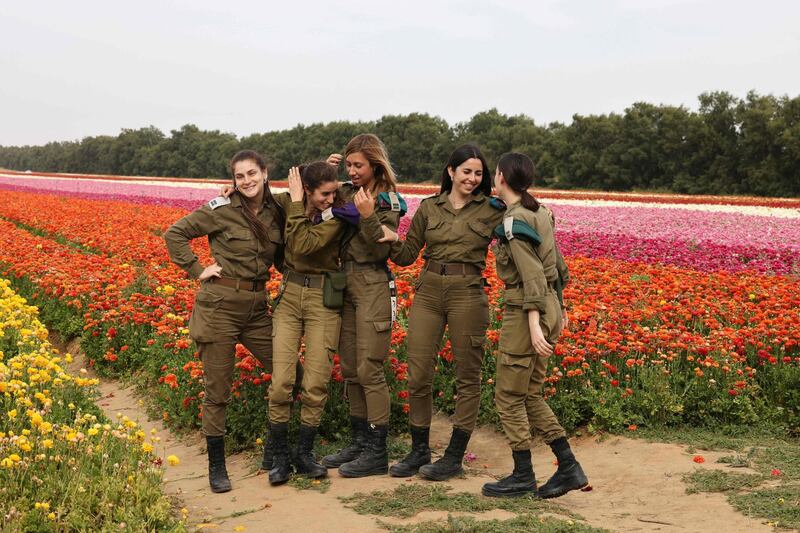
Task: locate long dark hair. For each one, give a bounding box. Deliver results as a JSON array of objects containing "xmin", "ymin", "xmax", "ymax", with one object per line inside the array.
[
  {"xmin": 229, "ymin": 149, "xmax": 283, "ymax": 245},
  {"xmin": 299, "ymin": 161, "xmax": 345, "ymax": 208},
  {"xmin": 497, "ymin": 152, "xmax": 540, "ymax": 212},
  {"xmin": 439, "ymin": 144, "xmax": 492, "ymax": 197}
]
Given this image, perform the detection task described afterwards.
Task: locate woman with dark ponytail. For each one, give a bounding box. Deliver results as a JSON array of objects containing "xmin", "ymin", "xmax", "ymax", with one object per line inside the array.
[
  {"xmin": 481, "ymin": 152, "xmax": 588, "ymax": 499},
  {"xmin": 164, "ymin": 150, "xmax": 285, "ymax": 493}
]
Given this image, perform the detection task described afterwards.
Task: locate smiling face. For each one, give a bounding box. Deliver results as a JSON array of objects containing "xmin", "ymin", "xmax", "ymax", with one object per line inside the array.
[
  {"xmin": 232, "ymin": 159, "xmax": 266, "ymax": 200},
  {"xmin": 345, "ymin": 151, "xmax": 375, "ymax": 188},
  {"xmin": 448, "ymin": 157, "xmax": 484, "ymax": 197},
  {"xmin": 305, "ymin": 180, "xmax": 339, "ymax": 212}
]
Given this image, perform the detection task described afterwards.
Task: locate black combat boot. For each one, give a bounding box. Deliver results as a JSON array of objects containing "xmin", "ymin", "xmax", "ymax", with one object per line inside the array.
[
  {"xmin": 268, "ymin": 422, "xmax": 291, "ymax": 485},
  {"xmin": 482, "ymin": 449, "xmax": 538, "ymax": 498},
  {"xmin": 293, "ymin": 425, "xmax": 328, "ymax": 478},
  {"xmin": 537, "ymin": 437, "xmax": 588, "ymax": 498},
  {"xmin": 206, "ymin": 435, "xmax": 232, "ymax": 493},
  {"xmin": 260, "ymin": 429, "xmax": 274, "ymax": 470},
  {"xmin": 338, "ymin": 424, "xmax": 389, "ymax": 478},
  {"xmin": 321, "ymin": 416, "xmax": 368, "ymax": 468},
  {"xmin": 418, "ymin": 427, "xmax": 470, "ymax": 481},
  {"xmin": 389, "ymin": 425, "xmax": 431, "ymax": 477}
]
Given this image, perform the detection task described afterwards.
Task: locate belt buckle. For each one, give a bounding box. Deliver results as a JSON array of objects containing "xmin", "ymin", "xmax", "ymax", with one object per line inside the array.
[
  {"xmin": 303, "ymin": 276, "xmax": 311, "ymax": 288},
  {"xmin": 439, "ymin": 264, "xmax": 446, "ymax": 275}
]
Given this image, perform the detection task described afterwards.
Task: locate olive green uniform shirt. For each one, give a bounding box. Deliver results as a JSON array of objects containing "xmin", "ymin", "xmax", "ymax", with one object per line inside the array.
[
  {"xmin": 164, "ymin": 192, "xmax": 283, "ymax": 280},
  {"xmin": 493, "ymin": 201, "xmax": 560, "ymax": 313},
  {"xmin": 283, "ymin": 199, "xmax": 345, "ymax": 274},
  {"xmin": 389, "ymin": 192, "xmax": 504, "ymax": 269},
  {"xmin": 338, "ymin": 183, "xmax": 401, "ymax": 264}
]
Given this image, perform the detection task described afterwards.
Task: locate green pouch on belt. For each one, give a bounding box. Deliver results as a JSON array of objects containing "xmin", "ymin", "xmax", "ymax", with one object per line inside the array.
[{"xmin": 323, "ymin": 271, "xmax": 347, "ymax": 309}]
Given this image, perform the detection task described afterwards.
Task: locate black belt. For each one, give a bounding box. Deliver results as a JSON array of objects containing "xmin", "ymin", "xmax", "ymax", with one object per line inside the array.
[
  {"xmin": 424, "ymin": 260, "xmax": 482, "ymax": 276},
  {"xmin": 284, "ymin": 270, "xmax": 325, "ymax": 288},
  {"xmin": 342, "ymin": 261, "xmax": 386, "ymax": 273},
  {"xmin": 209, "ymin": 277, "xmax": 266, "ymax": 291}
]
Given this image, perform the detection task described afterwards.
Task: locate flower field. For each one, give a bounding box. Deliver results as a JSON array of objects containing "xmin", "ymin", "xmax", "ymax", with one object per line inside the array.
[
  {"xmin": 0, "ymin": 278, "xmax": 182, "ymax": 531},
  {"xmin": 0, "ymin": 171, "xmax": 798, "ymax": 448}
]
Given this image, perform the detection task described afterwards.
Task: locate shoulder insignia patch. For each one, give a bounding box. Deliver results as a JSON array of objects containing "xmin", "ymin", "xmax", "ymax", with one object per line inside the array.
[
  {"xmin": 377, "ymin": 191, "xmax": 408, "ymax": 216},
  {"xmin": 493, "ymin": 218, "xmax": 542, "ymax": 246},
  {"xmin": 208, "ymin": 196, "xmax": 231, "ymax": 210}
]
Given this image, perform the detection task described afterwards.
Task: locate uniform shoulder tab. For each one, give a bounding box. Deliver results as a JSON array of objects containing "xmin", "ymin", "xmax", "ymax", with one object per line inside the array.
[
  {"xmin": 377, "ymin": 191, "xmax": 407, "ymax": 216},
  {"xmin": 208, "ymin": 196, "xmax": 231, "ymax": 210},
  {"xmin": 489, "ymin": 196, "xmax": 506, "ymax": 210},
  {"xmin": 493, "ymin": 217, "xmax": 542, "ymax": 245}
]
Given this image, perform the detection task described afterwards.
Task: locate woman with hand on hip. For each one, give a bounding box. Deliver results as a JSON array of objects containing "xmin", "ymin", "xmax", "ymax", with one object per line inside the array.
[
  {"xmin": 481, "ymin": 152, "xmax": 588, "ymax": 499},
  {"xmin": 164, "ymin": 150, "xmax": 284, "ymax": 493},
  {"xmin": 379, "ymin": 144, "xmax": 503, "ymax": 481}
]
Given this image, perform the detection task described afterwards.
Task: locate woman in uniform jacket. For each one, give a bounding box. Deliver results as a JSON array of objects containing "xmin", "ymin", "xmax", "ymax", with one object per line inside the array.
[
  {"xmin": 320, "ymin": 134, "xmax": 406, "ymax": 478},
  {"xmin": 266, "ymin": 162, "xmax": 356, "ymax": 485},
  {"xmin": 379, "ymin": 144, "xmax": 504, "ymax": 481},
  {"xmin": 164, "ymin": 150, "xmax": 284, "ymax": 493},
  {"xmin": 481, "ymin": 152, "xmax": 588, "ymax": 499}
]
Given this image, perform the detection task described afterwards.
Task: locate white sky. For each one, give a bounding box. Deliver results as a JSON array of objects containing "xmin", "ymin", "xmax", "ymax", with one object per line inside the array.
[{"xmin": 1, "ymin": 0, "xmax": 799, "ymax": 146}]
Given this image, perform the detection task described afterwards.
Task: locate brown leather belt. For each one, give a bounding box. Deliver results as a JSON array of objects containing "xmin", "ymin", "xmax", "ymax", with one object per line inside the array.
[
  {"xmin": 284, "ymin": 270, "xmax": 325, "ymax": 288},
  {"xmin": 342, "ymin": 261, "xmax": 385, "ymax": 273},
  {"xmin": 209, "ymin": 277, "xmax": 266, "ymax": 291},
  {"xmin": 424, "ymin": 260, "xmax": 482, "ymax": 276}
]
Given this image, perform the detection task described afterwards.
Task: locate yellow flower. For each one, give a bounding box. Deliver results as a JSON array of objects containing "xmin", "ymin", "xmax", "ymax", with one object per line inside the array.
[
  {"xmin": 1, "ymin": 458, "xmax": 14, "ymax": 468},
  {"xmin": 7, "ymin": 409, "xmax": 16, "ymax": 419},
  {"xmin": 42, "ymin": 439, "xmax": 53, "ymax": 449},
  {"xmin": 141, "ymin": 442, "xmax": 154, "ymax": 454},
  {"xmin": 87, "ymin": 428, "xmax": 99, "ymax": 437},
  {"xmin": 47, "ymin": 512, "xmax": 55, "ymax": 520},
  {"xmin": 167, "ymin": 455, "xmax": 180, "ymax": 466},
  {"xmin": 256, "ymin": 438, "xmax": 263, "ymax": 446}
]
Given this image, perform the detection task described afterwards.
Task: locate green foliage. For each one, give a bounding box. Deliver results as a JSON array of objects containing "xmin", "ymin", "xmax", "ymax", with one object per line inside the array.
[{"xmin": 3, "ymin": 91, "xmax": 799, "ymax": 196}]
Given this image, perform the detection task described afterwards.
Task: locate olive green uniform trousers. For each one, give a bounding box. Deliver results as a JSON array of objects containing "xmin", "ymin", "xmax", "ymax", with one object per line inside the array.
[
  {"xmin": 406, "ymin": 271, "xmax": 488, "ymax": 432},
  {"xmin": 495, "ymin": 290, "xmax": 566, "ymax": 450},
  {"xmin": 188, "ymin": 282, "xmax": 273, "ymax": 437},
  {"xmin": 338, "ymin": 265, "xmax": 393, "ymax": 425},
  {"xmin": 268, "ymin": 277, "xmax": 342, "ymax": 427}
]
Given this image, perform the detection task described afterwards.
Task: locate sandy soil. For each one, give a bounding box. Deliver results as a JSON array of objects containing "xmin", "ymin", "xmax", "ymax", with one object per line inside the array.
[{"xmin": 63, "ymin": 339, "xmax": 774, "ymax": 533}]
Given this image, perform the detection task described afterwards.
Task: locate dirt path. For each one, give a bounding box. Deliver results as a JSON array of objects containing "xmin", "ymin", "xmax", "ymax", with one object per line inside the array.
[{"xmin": 61, "ymin": 339, "xmax": 773, "ymax": 533}]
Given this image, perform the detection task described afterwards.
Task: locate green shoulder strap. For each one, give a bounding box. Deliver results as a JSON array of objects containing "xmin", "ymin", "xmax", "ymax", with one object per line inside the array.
[{"xmin": 493, "ymin": 218, "xmax": 542, "ymax": 246}]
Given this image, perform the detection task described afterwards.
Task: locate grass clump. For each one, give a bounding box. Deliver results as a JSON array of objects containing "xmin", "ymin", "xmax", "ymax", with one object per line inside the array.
[{"xmin": 340, "ymin": 483, "xmax": 580, "ymax": 520}]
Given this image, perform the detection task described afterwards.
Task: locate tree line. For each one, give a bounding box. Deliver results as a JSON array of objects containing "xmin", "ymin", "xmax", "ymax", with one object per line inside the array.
[{"xmin": 1, "ymin": 90, "xmax": 798, "ymax": 197}]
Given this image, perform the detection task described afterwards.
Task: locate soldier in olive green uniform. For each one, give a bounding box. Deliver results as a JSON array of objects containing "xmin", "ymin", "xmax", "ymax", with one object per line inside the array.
[
  {"xmin": 164, "ymin": 150, "xmax": 283, "ymax": 494},
  {"xmin": 267, "ymin": 162, "xmax": 352, "ymax": 485},
  {"xmin": 319, "ymin": 135, "xmax": 406, "ymax": 478},
  {"xmin": 380, "ymin": 145, "xmax": 504, "ymax": 481},
  {"xmin": 482, "ymin": 152, "xmax": 588, "ymax": 499}
]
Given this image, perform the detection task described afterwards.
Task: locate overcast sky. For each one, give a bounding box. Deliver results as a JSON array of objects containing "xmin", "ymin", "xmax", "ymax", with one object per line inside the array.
[{"xmin": 2, "ymin": 0, "xmax": 799, "ymax": 146}]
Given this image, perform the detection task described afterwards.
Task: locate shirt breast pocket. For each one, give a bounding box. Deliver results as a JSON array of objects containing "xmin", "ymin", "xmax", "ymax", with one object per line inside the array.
[
  {"xmin": 223, "ymin": 228, "xmax": 253, "ymax": 251},
  {"xmin": 425, "ymin": 216, "xmax": 448, "ymax": 244}
]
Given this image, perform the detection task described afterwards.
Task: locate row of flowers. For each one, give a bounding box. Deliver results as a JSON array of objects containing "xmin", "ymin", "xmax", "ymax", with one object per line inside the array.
[
  {"xmin": 0, "ymin": 278, "xmax": 182, "ymax": 532},
  {"xmin": 0, "ymin": 186, "xmax": 797, "ymax": 444}
]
